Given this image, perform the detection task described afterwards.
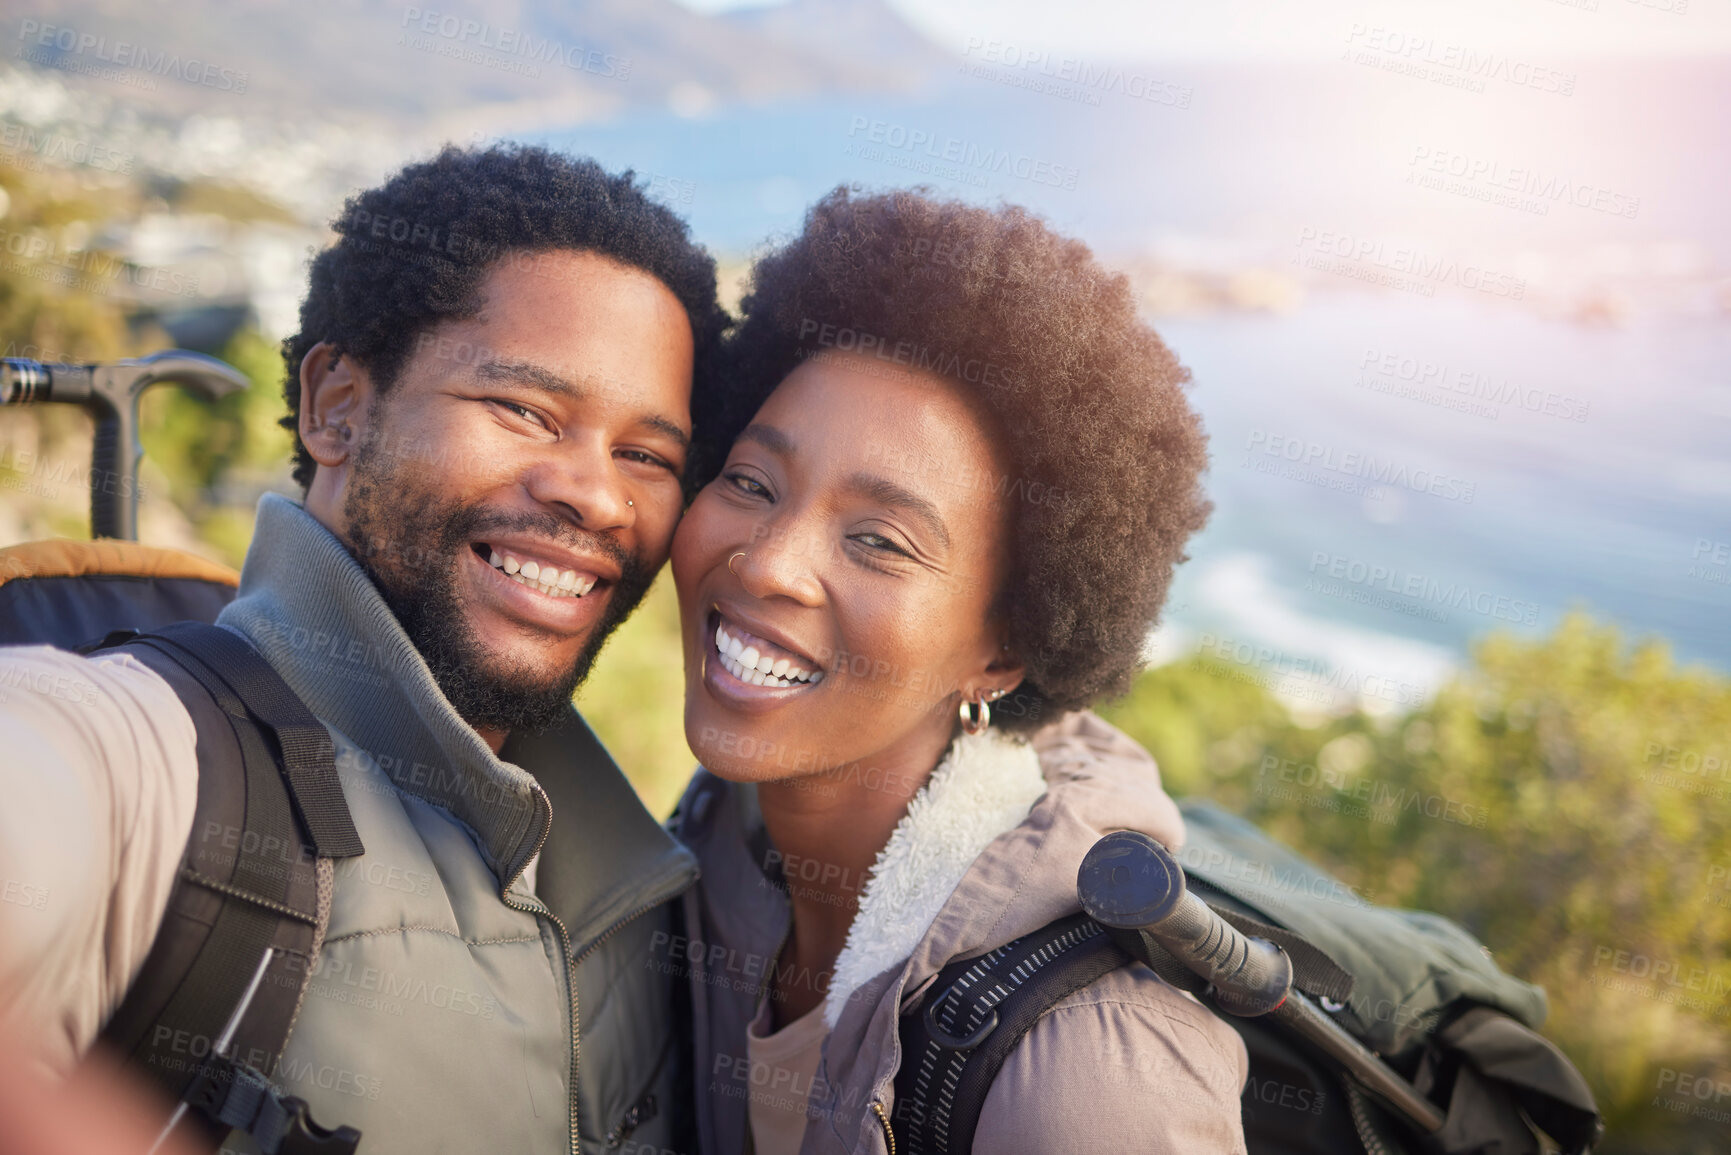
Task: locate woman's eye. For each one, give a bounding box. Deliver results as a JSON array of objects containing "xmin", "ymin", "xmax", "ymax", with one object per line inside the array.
[
  {"xmin": 724, "ymin": 471, "xmax": 771, "ymax": 499},
  {"xmin": 851, "ymin": 532, "xmax": 911, "ymax": 558}
]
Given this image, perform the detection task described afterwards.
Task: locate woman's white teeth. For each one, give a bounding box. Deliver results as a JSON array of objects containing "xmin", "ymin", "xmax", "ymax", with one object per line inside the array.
[
  {"xmin": 486, "ymin": 548, "xmax": 597, "ymax": 598},
  {"xmin": 713, "ymin": 619, "xmax": 822, "ymax": 687}
]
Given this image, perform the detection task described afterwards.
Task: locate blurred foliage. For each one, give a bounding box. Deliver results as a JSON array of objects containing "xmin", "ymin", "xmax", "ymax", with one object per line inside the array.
[
  {"xmin": 165, "ymin": 178, "xmax": 300, "ymax": 225},
  {"xmin": 1100, "ymin": 615, "xmax": 1731, "ymax": 1153},
  {"xmin": 0, "ymin": 164, "xmax": 144, "ymax": 364},
  {"xmin": 574, "ymin": 574, "xmax": 694, "ymax": 820}
]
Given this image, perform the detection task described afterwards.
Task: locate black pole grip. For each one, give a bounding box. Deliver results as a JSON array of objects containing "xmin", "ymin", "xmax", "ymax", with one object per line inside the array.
[
  {"xmin": 0, "ymin": 352, "xmax": 248, "ymax": 541},
  {"xmin": 1077, "ymin": 830, "xmax": 1448, "ymax": 1137},
  {"xmin": 89, "ymin": 398, "xmax": 133, "ymax": 540},
  {"xmin": 1078, "ymin": 829, "xmax": 1293, "ymax": 1015}
]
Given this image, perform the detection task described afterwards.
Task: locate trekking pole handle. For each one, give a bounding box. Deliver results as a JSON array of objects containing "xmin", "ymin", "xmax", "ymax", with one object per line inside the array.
[
  {"xmin": 1, "ymin": 352, "xmax": 247, "ymax": 540},
  {"xmin": 1078, "ymin": 829, "xmax": 1293, "ymax": 1015},
  {"xmin": 1077, "ymin": 830, "xmax": 1447, "ymax": 1136}
]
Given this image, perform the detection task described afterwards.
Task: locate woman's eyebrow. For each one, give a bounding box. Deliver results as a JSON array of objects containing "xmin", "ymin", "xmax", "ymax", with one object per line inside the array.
[
  {"xmin": 739, "ymin": 422, "xmax": 794, "ymax": 455},
  {"xmin": 843, "ymin": 472, "xmax": 950, "ymax": 551}
]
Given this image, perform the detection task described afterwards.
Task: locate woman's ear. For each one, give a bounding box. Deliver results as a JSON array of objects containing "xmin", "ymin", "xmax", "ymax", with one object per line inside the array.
[
  {"xmin": 299, "ymin": 342, "xmax": 372, "ymax": 469},
  {"xmin": 974, "ymin": 627, "xmax": 1027, "ymax": 701}
]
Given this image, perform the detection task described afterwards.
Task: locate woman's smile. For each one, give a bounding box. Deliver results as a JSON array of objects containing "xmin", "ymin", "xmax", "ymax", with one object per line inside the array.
[{"xmin": 701, "ymin": 606, "xmax": 828, "ymax": 713}]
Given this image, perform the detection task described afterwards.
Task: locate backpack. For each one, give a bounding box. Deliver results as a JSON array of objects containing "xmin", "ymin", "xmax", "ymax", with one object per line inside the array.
[
  {"xmin": 892, "ymin": 798, "xmax": 1604, "ymax": 1155},
  {"xmin": 0, "ymin": 539, "xmax": 368, "ymax": 1155}
]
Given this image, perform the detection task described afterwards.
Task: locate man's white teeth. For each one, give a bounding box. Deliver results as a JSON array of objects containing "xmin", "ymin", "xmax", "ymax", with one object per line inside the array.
[
  {"xmin": 485, "ymin": 548, "xmax": 597, "ymax": 598},
  {"xmin": 712, "ymin": 619, "xmax": 822, "ymax": 688}
]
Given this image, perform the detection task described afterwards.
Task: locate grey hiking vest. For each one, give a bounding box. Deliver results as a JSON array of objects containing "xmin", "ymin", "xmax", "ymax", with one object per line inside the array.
[{"xmin": 215, "ymin": 495, "xmax": 697, "ymax": 1155}]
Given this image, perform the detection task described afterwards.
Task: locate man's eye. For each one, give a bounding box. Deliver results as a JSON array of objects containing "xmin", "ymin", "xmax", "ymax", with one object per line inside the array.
[
  {"xmin": 619, "ymin": 448, "xmax": 674, "ymax": 471},
  {"xmin": 494, "ymin": 400, "xmax": 547, "ymax": 428}
]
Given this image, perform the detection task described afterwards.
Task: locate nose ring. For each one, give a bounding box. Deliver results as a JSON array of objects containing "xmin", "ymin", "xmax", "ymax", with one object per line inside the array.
[{"xmin": 728, "ymin": 552, "xmax": 745, "ymax": 575}]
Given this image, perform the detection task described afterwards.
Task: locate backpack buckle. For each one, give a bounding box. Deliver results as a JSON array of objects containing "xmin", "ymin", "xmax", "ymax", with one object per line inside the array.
[
  {"xmin": 274, "ymin": 1097, "xmax": 362, "ymax": 1155},
  {"xmin": 922, "ymin": 995, "xmax": 999, "ymax": 1050},
  {"xmin": 184, "ymin": 1055, "xmax": 361, "ymax": 1155}
]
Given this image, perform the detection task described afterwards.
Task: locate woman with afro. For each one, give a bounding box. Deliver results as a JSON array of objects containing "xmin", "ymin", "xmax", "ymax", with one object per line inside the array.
[{"xmin": 668, "ymin": 186, "xmax": 1245, "ymax": 1154}]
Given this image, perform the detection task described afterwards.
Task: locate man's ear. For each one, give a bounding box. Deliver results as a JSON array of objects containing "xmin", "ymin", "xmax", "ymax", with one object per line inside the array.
[{"xmin": 299, "ymin": 342, "xmax": 373, "ymax": 469}]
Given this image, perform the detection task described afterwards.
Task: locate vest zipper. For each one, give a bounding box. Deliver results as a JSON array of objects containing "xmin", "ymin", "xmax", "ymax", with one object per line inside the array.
[
  {"xmin": 501, "ymin": 786, "xmax": 582, "ymax": 1155},
  {"xmin": 503, "ymin": 787, "xmax": 696, "ymax": 1155}
]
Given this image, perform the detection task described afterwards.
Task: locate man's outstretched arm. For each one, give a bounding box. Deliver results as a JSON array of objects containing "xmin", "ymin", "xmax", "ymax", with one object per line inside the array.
[{"xmin": 0, "ymin": 646, "xmax": 197, "ymax": 1075}]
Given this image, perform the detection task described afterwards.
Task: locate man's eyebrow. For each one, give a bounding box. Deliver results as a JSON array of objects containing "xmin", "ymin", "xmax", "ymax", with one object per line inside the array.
[
  {"xmin": 843, "ymin": 472, "xmax": 951, "ymax": 552},
  {"xmin": 476, "ymin": 358, "xmax": 579, "ymax": 397},
  {"xmin": 476, "ymin": 358, "xmax": 690, "ymax": 451}
]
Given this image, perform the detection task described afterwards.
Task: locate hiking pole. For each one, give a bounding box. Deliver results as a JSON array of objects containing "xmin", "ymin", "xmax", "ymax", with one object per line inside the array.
[
  {"xmin": 0, "ymin": 351, "xmax": 249, "ymax": 540},
  {"xmin": 1077, "ymin": 830, "xmax": 1447, "ymax": 1138}
]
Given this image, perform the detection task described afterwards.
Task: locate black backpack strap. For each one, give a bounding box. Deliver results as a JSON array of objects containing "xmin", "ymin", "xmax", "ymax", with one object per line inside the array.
[
  {"xmin": 147, "ymin": 622, "xmax": 363, "ymax": 858},
  {"xmin": 90, "ymin": 622, "xmax": 362, "ymax": 1155},
  {"xmin": 892, "ymin": 913, "xmax": 1130, "ymax": 1155},
  {"xmin": 890, "ymin": 909, "xmax": 1354, "ymax": 1155}
]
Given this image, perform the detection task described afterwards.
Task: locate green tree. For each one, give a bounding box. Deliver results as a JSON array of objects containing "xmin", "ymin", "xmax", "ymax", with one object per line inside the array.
[{"xmin": 1100, "ymin": 614, "xmax": 1731, "ymax": 1152}]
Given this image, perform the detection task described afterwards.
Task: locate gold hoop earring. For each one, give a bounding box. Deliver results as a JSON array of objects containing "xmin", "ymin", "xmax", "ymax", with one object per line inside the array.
[
  {"xmin": 728, "ymin": 552, "xmax": 745, "ymax": 575},
  {"xmin": 959, "ymin": 695, "xmax": 990, "ymax": 736}
]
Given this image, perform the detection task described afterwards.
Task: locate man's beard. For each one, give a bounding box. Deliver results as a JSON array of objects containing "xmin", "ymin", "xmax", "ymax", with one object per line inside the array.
[{"xmin": 339, "ymin": 431, "xmax": 655, "ymax": 736}]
